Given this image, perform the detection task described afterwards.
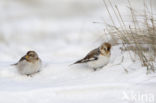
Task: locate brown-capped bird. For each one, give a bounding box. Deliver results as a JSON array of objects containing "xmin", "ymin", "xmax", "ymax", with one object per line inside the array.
[{"xmin": 74, "ymin": 42, "xmax": 111, "ymax": 71}]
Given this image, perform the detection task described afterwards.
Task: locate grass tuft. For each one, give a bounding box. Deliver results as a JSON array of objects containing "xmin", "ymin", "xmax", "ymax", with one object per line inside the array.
[{"xmin": 103, "ymin": 0, "xmax": 156, "ymax": 74}]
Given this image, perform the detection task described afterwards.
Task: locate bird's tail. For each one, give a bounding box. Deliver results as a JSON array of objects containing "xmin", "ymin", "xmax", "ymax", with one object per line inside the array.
[
  {"xmin": 69, "ymin": 59, "xmax": 86, "ymax": 67},
  {"xmin": 73, "ymin": 58, "xmax": 87, "ymax": 64},
  {"xmin": 74, "ymin": 60, "xmax": 82, "ymax": 64},
  {"xmin": 11, "ymin": 63, "xmax": 18, "ymax": 66}
]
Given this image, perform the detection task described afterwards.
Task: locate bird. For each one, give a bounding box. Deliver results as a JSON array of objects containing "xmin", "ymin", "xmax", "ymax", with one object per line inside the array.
[
  {"xmin": 73, "ymin": 42, "xmax": 111, "ymax": 71},
  {"xmin": 13, "ymin": 51, "xmax": 42, "ymax": 76}
]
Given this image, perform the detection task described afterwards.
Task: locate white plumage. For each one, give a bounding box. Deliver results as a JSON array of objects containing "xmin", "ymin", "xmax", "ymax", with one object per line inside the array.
[
  {"xmin": 16, "ymin": 59, "xmax": 41, "ymax": 75},
  {"xmin": 87, "ymin": 54, "xmax": 110, "ymax": 69}
]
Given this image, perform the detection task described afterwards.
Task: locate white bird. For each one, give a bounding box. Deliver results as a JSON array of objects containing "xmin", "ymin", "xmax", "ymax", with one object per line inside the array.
[
  {"xmin": 13, "ymin": 51, "xmax": 42, "ymax": 76},
  {"xmin": 73, "ymin": 42, "xmax": 111, "ymax": 71}
]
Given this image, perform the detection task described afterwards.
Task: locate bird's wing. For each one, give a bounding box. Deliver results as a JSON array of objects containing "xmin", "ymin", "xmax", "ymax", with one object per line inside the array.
[
  {"xmin": 74, "ymin": 48, "xmax": 100, "ymax": 64},
  {"xmin": 19, "ymin": 55, "xmax": 26, "ymax": 62},
  {"xmin": 12, "ymin": 55, "xmax": 26, "ymax": 66}
]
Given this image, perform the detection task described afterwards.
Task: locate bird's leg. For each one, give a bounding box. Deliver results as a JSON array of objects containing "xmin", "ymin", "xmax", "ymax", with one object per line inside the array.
[
  {"xmin": 93, "ymin": 68, "xmax": 97, "ymax": 71},
  {"xmin": 93, "ymin": 66, "xmax": 103, "ymax": 71},
  {"xmin": 26, "ymin": 74, "xmax": 32, "ymax": 77}
]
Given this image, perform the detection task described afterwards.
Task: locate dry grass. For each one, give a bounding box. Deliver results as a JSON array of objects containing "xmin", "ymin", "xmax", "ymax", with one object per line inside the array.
[{"xmin": 102, "ymin": 0, "xmax": 156, "ymax": 74}]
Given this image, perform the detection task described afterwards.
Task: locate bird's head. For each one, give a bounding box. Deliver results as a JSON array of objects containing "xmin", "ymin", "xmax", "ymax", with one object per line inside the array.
[
  {"xmin": 99, "ymin": 42, "xmax": 111, "ymax": 55},
  {"xmin": 25, "ymin": 51, "xmax": 39, "ymax": 62}
]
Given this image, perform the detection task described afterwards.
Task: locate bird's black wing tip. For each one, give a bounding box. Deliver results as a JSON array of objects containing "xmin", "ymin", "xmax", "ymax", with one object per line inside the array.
[
  {"xmin": 11, "ymin": 63, "xmax": 18, "ymax": 66},
  {"xmin": 74, "ymin": 60, "xmax": 83, "ymax": 64},
  {"xmin": 68, "ymin": 61, "xmax": 79, "ymax": 67}
]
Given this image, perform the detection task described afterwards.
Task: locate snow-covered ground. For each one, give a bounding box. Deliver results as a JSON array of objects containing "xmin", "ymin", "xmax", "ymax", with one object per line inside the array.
[{"xmin": 0, "ymin": 0, "xmax": 156, "ymax": 103}]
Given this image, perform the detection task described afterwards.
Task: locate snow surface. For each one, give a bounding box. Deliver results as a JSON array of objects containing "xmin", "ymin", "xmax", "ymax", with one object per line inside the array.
[{"xmin": 0, "ymin": 0, "xmax": 156, "ymax": 103}]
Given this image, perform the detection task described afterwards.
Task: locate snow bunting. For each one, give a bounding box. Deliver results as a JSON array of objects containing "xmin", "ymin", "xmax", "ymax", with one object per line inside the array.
[
  {"xmin": 13, "ymin": 51, "xmax": 42, "ymax": 76},
  {"xmin": 74, "ymin": 42, "xmax": 111, "ymax": 71}
]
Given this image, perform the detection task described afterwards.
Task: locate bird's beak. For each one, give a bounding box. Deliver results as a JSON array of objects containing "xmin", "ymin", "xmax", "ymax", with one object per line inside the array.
[{"xmin": 25, "ymin": 55, "xmax": 29, "ymax": 59}]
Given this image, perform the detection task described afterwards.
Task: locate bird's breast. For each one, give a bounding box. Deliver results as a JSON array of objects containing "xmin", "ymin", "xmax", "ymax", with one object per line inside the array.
[
  {"xmin": 17, "ymin": 59, "xmax": 41, "ymax": 75},
  {"xmin": 87, "ymin": 54, "xmax": 110, "ymax": 68}
]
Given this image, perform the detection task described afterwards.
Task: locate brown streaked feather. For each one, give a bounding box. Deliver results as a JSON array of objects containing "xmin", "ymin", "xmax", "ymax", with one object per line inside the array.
[{"xmin": 74, "ymin": 48, "xmax": 100, "ymax": 64}]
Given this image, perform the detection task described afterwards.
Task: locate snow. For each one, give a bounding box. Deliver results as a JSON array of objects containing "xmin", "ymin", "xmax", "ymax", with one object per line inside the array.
[{"xmin": 0, "ymin": 0, "xmax": 156, "ymax": 103}]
